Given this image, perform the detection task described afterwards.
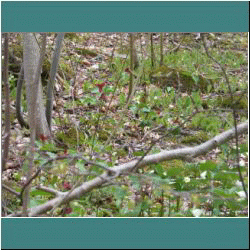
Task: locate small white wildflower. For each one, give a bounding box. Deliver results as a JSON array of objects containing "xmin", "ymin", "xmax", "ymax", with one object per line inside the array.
[
  {"xmin": 154, "ymin": 96, "xmax": 158, "ymax": 100},
  {"xmin": 239, "ymin": 159, "xmax": 245, "ymax": 167},
  {"xmin": 200, "ymin": 171, "xmax": 207, "ymax": 179},
  {"xmin": 240, "ymin": 153, "xmax": 246, "ymax": 159},
  {"xmin": 235, "ymin": 180, "xmax": 242, "ymax": 187},
  {"xmin": 184, "ymin": 177, "xmax": 191, "ymax": 183},
  {"xmin": 21, "ymin": 176, "xmax": 27, "ymax": 182},
  {"xmin": 192, "ymin": 208, "xmax": 203, "ymax": 217},
  {"xmin": 236, "ymin": 191, "xmax": 246, "ymax": 198}
]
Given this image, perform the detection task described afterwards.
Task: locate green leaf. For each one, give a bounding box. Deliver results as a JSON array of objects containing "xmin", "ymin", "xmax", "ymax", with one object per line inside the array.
[
  {"xmin": 153, "ymin": 164, "xmax": 165, "ymax": 177},
  {"xmin": 142, "ymin": 107, "xmax": 151, "ymax": 113},
  {"xmin": 133, "ymin": 151, "xmax": 144, "ymax": 157},
  {"xmin": 40, "ymin": 143, "xmax": 58, "ymax": 153},
  {"xmin": 91, "ymin": 87, "xmax": 100, "ymax": 94},
  {"xmin": 129, "ymin": 176, "xmax": 141, "ymax": 191},
  {"xmin": 199, "ymin": 161, "xmax": 217, "ymax": 171},
  {"xmin": 30, "ymin": 189, "xmax": 53, "ymax": 197}
]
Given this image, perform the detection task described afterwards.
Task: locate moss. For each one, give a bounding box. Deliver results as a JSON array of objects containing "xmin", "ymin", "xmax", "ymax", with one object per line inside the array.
[
  {"xmin": 164, "ymin": 159, "xmax": 184, "ymax": 169},
  {"xmin": 98, "ymin": 131, "xmax": 109, "ymax": 141},
  {"xmin": 65, "ymin": 33, "xmax": 79, "ymax": 40},
  {"xmin": 215, "ymin": 95, "xmax": 248, "ymax": 109},
  {"xmin": 116, "ymin": 148, "xmax": 127, "ymax": 157},
  {"xmin": 56, "ymin": 128, "xmax": 86, "ymax": 146},
  {"xmin": 181, "ymin": 131, "xmax": 209, "ymax": 144},
  {"xmin": 75, "ymin": 48, "xmax": 97, "ymax": 57},
  {"xmin": 150, "ymin": 65, "xmax": 214, "ymax": 92}
]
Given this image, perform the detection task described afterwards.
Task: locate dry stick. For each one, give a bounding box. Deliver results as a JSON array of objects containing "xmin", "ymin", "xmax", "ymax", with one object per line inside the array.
[
  {"xmin": 127, "ymin": 33, "xmax": 135, "ymax": 103},
  {"xmin": 2, "ymin": 33, "xmax": 11, "ymax": 172},
  {"xmin": 150, "ymin": 33, "xmax": 154, "ymax": 68},
  {"xmin": 201, "ymin": 34, "xmax": 248, "ymax": 201},
  {"xmin": 22, "ymin": 33, "xmax": 47, "ymax": 216},
  {"xmin": 8, "ymin": 120, "xmax": 248, "ymax": 217}
]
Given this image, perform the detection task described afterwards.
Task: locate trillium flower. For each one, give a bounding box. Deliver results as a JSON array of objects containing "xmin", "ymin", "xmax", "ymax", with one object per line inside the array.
[
  {"xmin": 236, "ymin": 191, "xmax": 246, "ymax": 198},
  {"xmin": 184, "ymin": 177, "xmax": 191, "ymax": 183},
  {"xmin": 235, "ymin": 180, "xmax": 242, "ymax": 187},
  {"xmin": 239, "ymin": 159, "xmax": 245, "ymax": 167},
  {"xmin": 200, "ymin": 171, "xmax": 207, "ymax": 179},
  {"xmin": 192, "ymin": 208, "xmax": 203, "ymax": 217}
]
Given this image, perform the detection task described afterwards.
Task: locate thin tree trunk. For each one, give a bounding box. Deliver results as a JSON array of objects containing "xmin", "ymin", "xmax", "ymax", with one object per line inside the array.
[
  {"xmin": 23, "ymin": 33, "xmax": 50, "ymax": 139},
  {"xmin": 22, "ymin": 33, "xmax": 48, "ymax": 216},
  {"xmin": 2, "ymin": 33, "xmax": 11, "ymax": 172},
  {"xmin": 46, "ymin": 33, "xmax": 64, "ymax": 129}
]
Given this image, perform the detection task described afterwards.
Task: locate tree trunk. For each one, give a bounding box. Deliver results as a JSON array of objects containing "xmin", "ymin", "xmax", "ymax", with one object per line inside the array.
[{"xmin": 23, "ymin": 33, "xmax": 50, "ymax": 138}]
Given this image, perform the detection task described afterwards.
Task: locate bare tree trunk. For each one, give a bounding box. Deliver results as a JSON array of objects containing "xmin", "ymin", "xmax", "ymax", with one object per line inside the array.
[
  {"xmin": 23, "ymin": 33, "xmax": 50, "ymax": 139},
  {"xmin": 22, "ymin": 33, "xmax": 48, "ymax": 216},
  {"xmin": 2, "ymin": 33, "xmax": 11, "ymax": 172},
  {"xmin": 46, "ymin": 33, "xmax": 64, "ymax": 129}
]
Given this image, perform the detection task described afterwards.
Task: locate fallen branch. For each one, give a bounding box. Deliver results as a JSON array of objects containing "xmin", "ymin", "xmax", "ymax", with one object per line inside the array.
[{"xmin": 8, "ymin": 120, "xmax": 248, "ymax": 217}]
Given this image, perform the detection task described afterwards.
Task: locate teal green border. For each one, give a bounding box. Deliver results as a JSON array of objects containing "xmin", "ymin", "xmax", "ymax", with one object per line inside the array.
[
  {"xmin": 1, "ymin": 1, "xmax": 249, "ymax": 249},
  {"xmin": 1, "ymin": 1, "xmax": 249, "ymax": 32},
  {"xmin": 2, "ymin": 218, "xmax": 249, "ymax": 249}
]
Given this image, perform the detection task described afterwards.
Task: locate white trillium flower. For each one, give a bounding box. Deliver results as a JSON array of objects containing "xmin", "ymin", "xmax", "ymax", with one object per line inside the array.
[
  {"xmin": 184, "ymin": 177, "xmax": 191, "ymax": 183},
  {"xmin": 192, "ymin": 208, "xmax": 203, "ymax": 217},
  {"xmin": 239, "ymin": 160, "xmax": 245, "ymax": 167},
  {"xmin": 235, "ymin": 180, "xmax": 242, "ymax": 187},
  {"xmin": 236, "ymin": 191, "xmax": 246, "ymax": 198},
  {"xmin": 200, "ymin": 171, "xmax": 207, "ymax": 179}
]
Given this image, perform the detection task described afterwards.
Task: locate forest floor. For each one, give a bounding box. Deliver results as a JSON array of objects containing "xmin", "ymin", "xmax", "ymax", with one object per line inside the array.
[{"xmin": 2, "ymin": 32, "xmax": 248, "ymax": 217}]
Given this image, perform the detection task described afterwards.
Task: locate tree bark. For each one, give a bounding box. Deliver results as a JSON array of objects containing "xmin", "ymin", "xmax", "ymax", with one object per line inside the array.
[{"xmin": 23, "ymin": 33, "xmax": 50, "ymax": 138}]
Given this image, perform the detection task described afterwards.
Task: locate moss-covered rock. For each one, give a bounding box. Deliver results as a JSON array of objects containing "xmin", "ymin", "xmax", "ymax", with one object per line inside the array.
[
  {"xmin": 150, "ymin": 65, "xmax": 214, "ymax": 92},
  {"xmin": 215, "ymin": 94, "xmax": 248, "ymax": 109}
]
